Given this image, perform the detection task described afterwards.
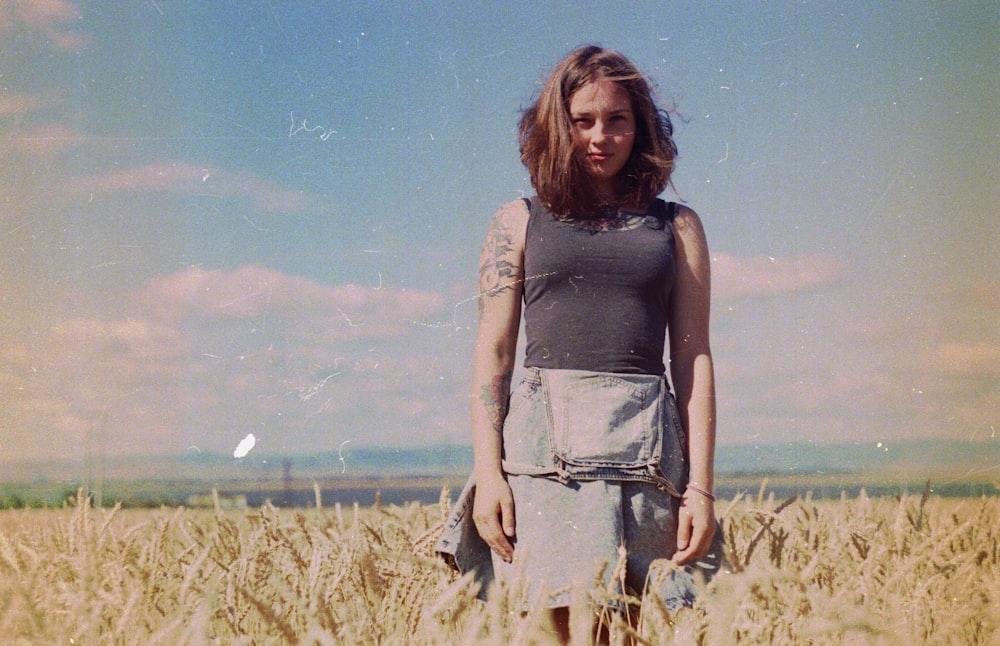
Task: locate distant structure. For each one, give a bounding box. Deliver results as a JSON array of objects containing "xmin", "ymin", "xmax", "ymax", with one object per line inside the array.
[
  {"xmin": 186, "ymin": 493, "xmax": 247, "ymax": 510},
  {"xmin": 282, "ymin": 458, "xmax": 293, "ymax": 490}
]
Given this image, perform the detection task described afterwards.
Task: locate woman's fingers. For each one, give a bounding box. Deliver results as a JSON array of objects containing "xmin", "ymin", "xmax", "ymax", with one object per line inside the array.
[
  {"xmin": 500, "ymin": 496, "xmax": 516, "ymax": 537},
  {"xmin": 676, "ymin": 507, "xmax": 692, "ymax": 551},
  {"xmin": 474, "ymin": 510, "xmax": 514, "ymax": 562}
]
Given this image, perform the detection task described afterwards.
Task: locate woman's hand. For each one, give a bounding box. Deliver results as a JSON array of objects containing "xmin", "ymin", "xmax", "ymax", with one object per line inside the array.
[
  {"xmin": 673, "ymin": 488, "xmax": 716, "ymax": 564},
  {"xmin": 472, "ymin": 472, "xmax": 515, "ymax": 563}
]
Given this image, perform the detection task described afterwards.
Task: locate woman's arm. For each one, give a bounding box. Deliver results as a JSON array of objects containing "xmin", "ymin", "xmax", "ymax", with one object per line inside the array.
[
  {"xmin": 470, "ymin": 199, "xmax": 528, "ymax": 563},
  {"xmin": 667, "ymin": 205, "xmax": 718, "ymax": 564}
]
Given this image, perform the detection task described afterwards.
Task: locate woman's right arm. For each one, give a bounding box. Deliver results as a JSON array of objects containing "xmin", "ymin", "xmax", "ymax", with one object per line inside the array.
[{"xmin": 470, "ymin": 199, "xmax": 528, "ymax": 563}]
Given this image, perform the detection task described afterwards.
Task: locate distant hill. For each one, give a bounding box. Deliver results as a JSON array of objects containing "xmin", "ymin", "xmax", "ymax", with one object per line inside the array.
[
  {"xmin": 4, "ymin": 439, "xmax": 997, "ymax": 484},
  {"xmin": 714, "ymin": 438, "xmax": 1000, "ymax": 480}
]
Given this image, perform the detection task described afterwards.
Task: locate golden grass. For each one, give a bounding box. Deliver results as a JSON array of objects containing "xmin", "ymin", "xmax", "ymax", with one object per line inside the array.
[{"xmin": 0, "ymin": 488, "xmax": 997, "ymax": 644}]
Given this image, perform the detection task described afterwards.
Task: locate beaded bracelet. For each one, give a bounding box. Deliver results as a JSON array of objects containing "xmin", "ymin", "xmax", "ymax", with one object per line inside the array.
[{"xmin": 685, "ymin": 484, "xmax": 716, "ymax": 501}]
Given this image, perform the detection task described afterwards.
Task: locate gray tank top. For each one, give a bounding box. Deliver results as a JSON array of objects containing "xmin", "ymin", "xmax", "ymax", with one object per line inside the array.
[{"xmin": 522, "ymin": 197, "xmax": 677, "ymax": 375}]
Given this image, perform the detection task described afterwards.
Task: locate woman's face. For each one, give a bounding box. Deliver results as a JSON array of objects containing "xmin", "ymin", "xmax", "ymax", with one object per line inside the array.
[{"xmin": 568, "ymin": 79, "xmax": 636, "ymax": 196}]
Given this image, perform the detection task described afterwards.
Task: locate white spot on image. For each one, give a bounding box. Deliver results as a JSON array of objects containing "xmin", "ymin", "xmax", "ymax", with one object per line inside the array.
[
  {"xmin": 233, "ymin": 433, "xmax": 257, "ymax": 458},
  {"xmin": 338, "ymin": 440, "xmax": 351, "ymax": 474}
]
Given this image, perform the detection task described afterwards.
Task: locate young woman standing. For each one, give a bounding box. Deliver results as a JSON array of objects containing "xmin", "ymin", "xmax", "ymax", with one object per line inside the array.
[{"xmin": 439, "ymin": 45, "xmax": 722, "ymax": 638}]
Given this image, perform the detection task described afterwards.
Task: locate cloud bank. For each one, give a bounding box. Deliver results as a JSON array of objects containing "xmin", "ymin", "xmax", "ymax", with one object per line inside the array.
[{"xmin": 1, "ymin": 266, "xmax": 453, "ymax": 462}]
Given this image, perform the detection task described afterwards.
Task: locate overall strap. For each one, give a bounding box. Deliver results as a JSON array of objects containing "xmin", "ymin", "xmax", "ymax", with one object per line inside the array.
[{"xmin": 655, "ymin": 198, "xmax": 678, "ymax": 222}]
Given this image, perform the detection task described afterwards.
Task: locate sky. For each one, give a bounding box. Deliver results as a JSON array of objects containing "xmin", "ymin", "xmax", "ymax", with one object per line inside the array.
[{"xmin": 1, "ymin": 1, "xmax": 997, "ymax": 467}]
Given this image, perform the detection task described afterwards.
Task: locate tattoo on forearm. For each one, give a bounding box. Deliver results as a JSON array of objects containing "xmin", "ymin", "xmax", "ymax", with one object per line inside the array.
[{"xmin": 479, "ymin": 372, "xmax": 511, "ymax": 434}]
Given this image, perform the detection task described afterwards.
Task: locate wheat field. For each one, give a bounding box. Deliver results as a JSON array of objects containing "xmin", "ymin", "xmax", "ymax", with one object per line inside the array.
[{"xmin": 0, "ymin": 488, "xmax": 997, "ymax": 645}]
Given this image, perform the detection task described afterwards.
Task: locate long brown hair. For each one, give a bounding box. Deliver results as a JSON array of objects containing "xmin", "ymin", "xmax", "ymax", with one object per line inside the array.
[{"xmin": 518, "ymin": 45, "xmax": 677, "ymax": 218}]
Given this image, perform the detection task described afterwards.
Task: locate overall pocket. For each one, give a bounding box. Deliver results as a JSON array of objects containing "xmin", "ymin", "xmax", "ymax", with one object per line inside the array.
[
  {"xmin": 541, "ymin": 369, "xmax": 663, "ymax": 469},
  {"xmin": 501, "ymin": 370, "xmax": 552, "ymax": 474}
]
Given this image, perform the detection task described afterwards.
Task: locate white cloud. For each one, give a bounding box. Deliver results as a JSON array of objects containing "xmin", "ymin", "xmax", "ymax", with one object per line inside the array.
[
  {"xmin": 8, "ymin": 123, "xmax": 87, "ymax": 157},
  {"xmin": 136, "ymin": 265, "xmax": 443, "ymax": 332},
  {"xmin": 925, "ymin": 343, "xmax": 1000, "ymax": 378},
  {"xmin": 711, "ymin": 253, "xmax": 846, "ymax": 299},
  {"xmin": 0, "ymin": 91, "xmax": 64, "ymax": 118},
  {"xmin": 59, "ymin": 162, "xmax": 315, "ymax": 213},
  {"xmin": 0, "ymin": 0, "xmax": 89, "ymax": 51}
]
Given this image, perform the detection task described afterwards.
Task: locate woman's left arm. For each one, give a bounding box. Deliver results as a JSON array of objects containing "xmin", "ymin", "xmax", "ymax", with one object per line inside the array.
[{"xmin": 667, "ymin": 205, "xmax": 717, "ymax": 564}]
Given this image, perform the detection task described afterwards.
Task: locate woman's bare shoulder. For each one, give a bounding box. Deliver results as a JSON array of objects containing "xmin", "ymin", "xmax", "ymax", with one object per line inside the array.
[
  {"xmin": 495, "ymin": 198, "xmax": 530, "ymax": 225},
  {"xmin": 485, "ymin": 198, "xmax": 530, "ymax": 246},
  {"xmin": 671, "ymin": 203, "xmax": 706, "ymax": 240},
  {"xmin": 673, "ymin": 204, "xmax": 707, "ymax": 248}
]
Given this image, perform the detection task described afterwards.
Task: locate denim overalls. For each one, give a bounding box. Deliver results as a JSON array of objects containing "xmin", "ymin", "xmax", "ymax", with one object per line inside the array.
[
  {"xmin": 435, "ymin": 368, "xmax": 724, "ymax": 609},
  {"xmin": 500, "ymin": 367, "xmax": 687, "ymax": 496}
]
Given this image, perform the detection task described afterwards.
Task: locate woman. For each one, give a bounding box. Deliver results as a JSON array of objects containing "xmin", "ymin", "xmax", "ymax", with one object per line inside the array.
[{"xmin": 438, "ymin": 45, "xmax": 722, "ymax": 633}]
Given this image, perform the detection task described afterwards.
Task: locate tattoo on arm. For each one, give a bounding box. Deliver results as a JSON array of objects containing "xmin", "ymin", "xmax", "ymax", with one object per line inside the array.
[
  {"xmin": 478, "ymin": 208, "xmax": 521, "ymax": 316},
  {"xmin": 479, "ymin": 371, "xmax": 512, "ymax": 435}
]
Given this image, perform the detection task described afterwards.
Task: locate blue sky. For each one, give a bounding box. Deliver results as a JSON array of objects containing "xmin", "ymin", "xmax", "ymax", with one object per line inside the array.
[{"xmin": 1, "ymin": 1, "xmax": 997, "ymax": 465}]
